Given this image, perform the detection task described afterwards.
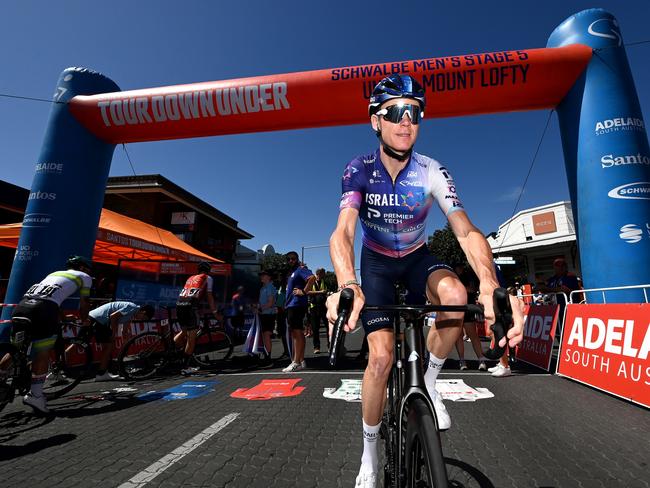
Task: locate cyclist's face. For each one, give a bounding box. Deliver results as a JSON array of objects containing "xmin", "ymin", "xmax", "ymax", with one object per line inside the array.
[
  {"xmin": 372, "ymin": 98, "xmax": 420, "ymax": 152},
  {"xmin": 287, "ymin": 254, "xmax": 299, "ymax": 269}
]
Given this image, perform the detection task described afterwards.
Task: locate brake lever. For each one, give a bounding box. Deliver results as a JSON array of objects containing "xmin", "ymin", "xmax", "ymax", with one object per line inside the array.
[
  {"xmin": 483, "ymin": 288, "xmax": 514, "ymax": 360},
  {"xmin": 329, "ymin": 287, "xmax": 355, "ymax": 368}
]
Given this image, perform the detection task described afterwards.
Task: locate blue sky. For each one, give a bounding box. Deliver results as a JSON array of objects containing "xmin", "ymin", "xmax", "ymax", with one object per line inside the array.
[{"xmin": 1, "ymin": 1, "xmax": 649, "ymax": 272}]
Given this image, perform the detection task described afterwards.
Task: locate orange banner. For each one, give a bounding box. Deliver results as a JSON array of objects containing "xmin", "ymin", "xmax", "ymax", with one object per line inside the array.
[
  {"xmin": 68, "ymin": 45, "xmax": 592, "ymax": 144},
  {"xmin": 558, "ymin": 304, "xmax": 650, "ymax": 408}
]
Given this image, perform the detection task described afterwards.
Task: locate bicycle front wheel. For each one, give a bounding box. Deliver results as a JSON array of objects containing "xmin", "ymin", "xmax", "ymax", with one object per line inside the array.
[
  {"xmin": 404, "ymin": 397, "xmax": 448, "ymax": 488},
  {"xmin": 192, "ymin": 328, "xmax": 233, "ymax": 367},
  {"xmin": 44, "ymin": 338, "xmax": 91, "ymax": 399},
  {"xmin": 118, "ymin": 332, "xmax": 170, "ymax": 380},
  {"xmin": 0, "ymin": 343, "xmax": 26, "ymax": 412}
]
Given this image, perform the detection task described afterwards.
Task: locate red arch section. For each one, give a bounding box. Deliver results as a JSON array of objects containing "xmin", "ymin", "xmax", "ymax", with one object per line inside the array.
[{"xmin": 69, "ymin": 45, "xmax": 591, "ymax": 144}]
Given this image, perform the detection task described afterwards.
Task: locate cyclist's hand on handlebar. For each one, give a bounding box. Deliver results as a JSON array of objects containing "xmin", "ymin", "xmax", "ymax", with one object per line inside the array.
[
  {"xmin": 478, "ymin": 286, "xmax": 524, "ymax": 348},
  {"xmin": 326, "ymin": 286, "xmax": 365, "ymax": 333}
]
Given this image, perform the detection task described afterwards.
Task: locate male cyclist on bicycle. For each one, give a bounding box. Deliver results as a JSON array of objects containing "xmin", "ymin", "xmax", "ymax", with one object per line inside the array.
[
  {"xmin": 326, "ymin": 75, "xmax": 524, "ymax": 487},
  {"xmin": 11, "ymin": 255, "xmax": 93, "ymax": 414},
  {"xmin": 175, "ymin": 261, "xmax": 218, "ymax": 375}
]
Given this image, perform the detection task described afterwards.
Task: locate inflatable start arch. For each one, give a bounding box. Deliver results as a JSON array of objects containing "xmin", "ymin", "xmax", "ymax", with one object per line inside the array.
[{"xmin": 4, "ymin": 8, "xmax": 649, "ymax": 315}]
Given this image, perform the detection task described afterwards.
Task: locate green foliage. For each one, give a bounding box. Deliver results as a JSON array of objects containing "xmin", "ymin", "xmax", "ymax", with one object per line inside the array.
[
  {"xmin": 323, "ymin": 271, "xmax": 338, "ymax": 291},
  {"xmin": 427, "ymin": 223, "xmax": 466, "ymax": 266},
  {"xmin": 260, "ymin": 253, "xmax": 290, "ymax": 280}
]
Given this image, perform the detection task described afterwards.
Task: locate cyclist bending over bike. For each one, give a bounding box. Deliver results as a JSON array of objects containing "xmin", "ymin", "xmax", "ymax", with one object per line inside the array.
[
  {"xmin": 10, "ymin": 255, "xmax": 93, "ymax": 414},
  {"xmin": 175, "ymin": 261, "xmax": 219, "ymax": 375},
  {"xmin": 87, "ymin": 301, "xmax": 155, "ymax": 381},
  {"xmin": 326, "ymin": 75, "xmax": 525, "ymax": 488}
]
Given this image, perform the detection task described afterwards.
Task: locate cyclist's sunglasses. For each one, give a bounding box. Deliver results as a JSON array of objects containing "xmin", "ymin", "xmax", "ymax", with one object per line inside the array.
[{"xmin": 375, "ymin": 103, "xmax": 424, "ymax": 124}]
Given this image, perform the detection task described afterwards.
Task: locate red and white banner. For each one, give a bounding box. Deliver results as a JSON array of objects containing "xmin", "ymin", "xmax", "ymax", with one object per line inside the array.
[
  {"xmin": 558, "ymin": 304, "xmax": 650, "ymax": 408},
  {"xmin": 515, "ymin": 304, "xmax": 559, "ymax": 370}
]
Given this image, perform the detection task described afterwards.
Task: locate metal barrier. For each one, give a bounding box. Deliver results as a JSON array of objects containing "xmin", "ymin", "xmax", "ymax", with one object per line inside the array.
[{"xmin": 569, "ymin": 284, "xmax": 650, "ymax": 304}]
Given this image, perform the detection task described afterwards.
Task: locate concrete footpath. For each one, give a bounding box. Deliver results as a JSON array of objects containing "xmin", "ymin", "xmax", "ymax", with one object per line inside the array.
[{"xmin": 1, "ymin": 330, "xmax": 648, "ymax": 488}]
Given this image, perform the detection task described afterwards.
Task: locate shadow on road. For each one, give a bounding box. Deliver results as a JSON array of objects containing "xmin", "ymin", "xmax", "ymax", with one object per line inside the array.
[{"xmin": 0, "ymin": 433, "xmax": 76, "ymax": 462}]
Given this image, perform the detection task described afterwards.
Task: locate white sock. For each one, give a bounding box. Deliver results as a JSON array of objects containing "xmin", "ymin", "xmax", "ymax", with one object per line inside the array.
[
  {"xmin": 424, "ymin": 353, "xmax": 446, "ymax": 393},
  {"xmin": 360, "ymin": 420, "xmax": 381, "ymax": 472}
]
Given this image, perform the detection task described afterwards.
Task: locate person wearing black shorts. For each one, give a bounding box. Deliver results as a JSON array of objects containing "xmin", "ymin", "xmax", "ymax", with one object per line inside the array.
[{"xmin": 281, "ymin": 252, "xmax": 316, "ymax": 373}]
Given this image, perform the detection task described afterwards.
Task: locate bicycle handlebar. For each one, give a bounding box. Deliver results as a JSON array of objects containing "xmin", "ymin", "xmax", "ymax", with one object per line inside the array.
[
  {"xmin": 482, "ymin": 287, "xmax": 514, "ymax": 360},
  {"xmin": 328, "ymin": 288, "xmax": 354, "ymax": 368},
  {"xmin": 328, "ymin": 287, "xmax": 514, "ymax": 368}
]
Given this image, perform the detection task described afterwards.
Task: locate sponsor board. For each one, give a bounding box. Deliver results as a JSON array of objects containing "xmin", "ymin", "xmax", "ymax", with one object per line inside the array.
[
  {"xmin": 515, "ymin": 304, "xmax": 559, "ymax": 371},
  {"xmin": 558, "ymin": 304, "xmax": 650, "ymax": 408}
]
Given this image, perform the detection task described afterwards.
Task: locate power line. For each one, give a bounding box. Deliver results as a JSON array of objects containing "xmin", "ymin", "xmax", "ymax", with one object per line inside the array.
[
  {"xmin": 494, "ymin": 110, "xmax": 554, "ymax": 254},
  {"xmin": 0, "ymin": 93, "xmax": 65, "ymax": 104}
]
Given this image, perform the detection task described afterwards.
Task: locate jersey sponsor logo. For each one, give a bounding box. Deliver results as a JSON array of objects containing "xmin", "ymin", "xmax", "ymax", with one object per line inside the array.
[
  {"xmin": 399, "ymin": 180, "xmax": 423, "ymax": 187},
  {"xmin": 97, "ymin": 82, "xmax": 290, "ymax": 127},
  {"xmin": 400, "ymin": 191, "xmax": 425, "ymax": 211},
  {"xmin": 407, "ymin": 170, "xmax": 418, "ymax": 178},
  {"xmin": 366, "ymin": 193, "xmax": 400, "ymax": 206},
  {"xmin": 363, "ymin": 156, "xmax": 376, "ymax": 164},
  {"xmin": 360, "ymin": 218, "xmax": 392, "ymax": 233},
  {"xmin": 367, "ymin": 208, "xmax": 381, "ymax": 219},
  {"xmin": 342, "ymin": 163, "xmax": 359, "ymax": 180},
  {"xmin": 367, "ymin": 316, "xmax": 390, "ymax": 325},
  {"xmin": 595, "ymin": 117, "xmax": 645, "ymax": 136},
  {"xmin": 607, "ymin": 182, "xmax": 650, "ymax": 200},
  {"xmin": 439, "ymin": 166, "xmax": 451, "ymax": 179},
  {"xmin": 600, "ymin": 153, "xmax": 650, "ymax": 169}
]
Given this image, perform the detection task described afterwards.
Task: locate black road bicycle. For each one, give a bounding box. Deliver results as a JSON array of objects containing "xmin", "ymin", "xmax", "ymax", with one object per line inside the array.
[
  {"xmin": 117, "ymin": 313, "xmax": 233, "ymax": 380},
  {"xmin": 329, "ymin": 287, "xmax": 513, "ymax": 488},
  {"xmin": 0, "ymin": 317, "xmax": 96, "ymax": 412}
]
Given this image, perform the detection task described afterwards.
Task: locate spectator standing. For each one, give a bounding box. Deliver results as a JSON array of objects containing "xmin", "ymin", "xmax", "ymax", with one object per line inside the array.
[
  {"xmin": 230, "ymin": 285, "xmax": 247, "ymax": 336},
  {"xmin": 538, "ymin": 257, "xmax": 580, "ymax": 335},
  {"xmin": 275, "ymin": 274, "xmax": 289, "ymax": 358},
  {"xmin": 258, "ymin": 270, "xmax": 277, "ymax": 364},
  {"xmin": 307, "ymin": 268, "xmax": 329, "ymax": 354},
  {"xmin": 281, "ymin": 251, "xmax": 315, "ymax": 372}
]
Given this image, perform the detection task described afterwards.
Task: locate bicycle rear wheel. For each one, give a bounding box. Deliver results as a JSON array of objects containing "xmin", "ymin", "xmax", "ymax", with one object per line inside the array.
[
  {"xmin": 0, "ymin": 343, "xmax": 26, "ymax": 413},
  {"xmin": 404, "ymin": 397, "xmax": 448, "ymax": 488},
  {"xmin": 44, "ymin": 338, "xmax": 92, "ymax": 399},
  {"xmin": 192, "ymin": 328, "xmax": 233, "ymax": 367},
  {"xmin": 118, "ymin": 332, "xmax": 170, "ymax": 380}
]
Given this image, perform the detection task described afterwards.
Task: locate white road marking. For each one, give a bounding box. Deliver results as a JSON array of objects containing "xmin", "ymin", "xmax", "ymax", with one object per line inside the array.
[{"xmin": 117, "ymin": 412, "xmax": 240, "ymax": 488}]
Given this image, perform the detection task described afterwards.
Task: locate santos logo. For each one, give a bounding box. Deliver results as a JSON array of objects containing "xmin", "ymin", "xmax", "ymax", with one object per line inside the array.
[
  {"xmin": 600, "ymin": 153, "xmax": 650, "ymax": 169},
  {"xmin": 607, "ymin": 182, "xmax": 650, "ymax": 200},
  {"xmin": 619, "ymin": 224, "xmax": 643, "ymax": 244},
  {"xmin": 28, "ymin": 191, "xmax": 56, "ymax": 201},
  {"xmin": 587, "ymin": 18, "xmax": 622, "ymax": 47}
]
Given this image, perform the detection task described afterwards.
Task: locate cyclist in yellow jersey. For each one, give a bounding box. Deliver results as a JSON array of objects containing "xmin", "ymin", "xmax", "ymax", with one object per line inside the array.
[{"xmin": 11, "ymin": 255, "xmax": 93, "ymax": 414}]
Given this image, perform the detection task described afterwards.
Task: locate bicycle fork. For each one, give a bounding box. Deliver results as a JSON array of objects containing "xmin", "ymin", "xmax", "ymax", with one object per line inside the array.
[{"xmin": 395, "ymin": 318, "xmax": 437, "ymax": 483}]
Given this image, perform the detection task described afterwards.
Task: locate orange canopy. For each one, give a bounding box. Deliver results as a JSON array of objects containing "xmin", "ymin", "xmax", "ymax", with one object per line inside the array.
[{"xmin": 0, "ymin": 208, "xmax": 221, "ymax": 265}]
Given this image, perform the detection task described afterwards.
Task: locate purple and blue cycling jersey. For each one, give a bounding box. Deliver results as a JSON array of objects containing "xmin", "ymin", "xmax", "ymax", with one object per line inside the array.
[{"xmin": 339, "ymin": 149, "xmax": 465, "ymax": 258}]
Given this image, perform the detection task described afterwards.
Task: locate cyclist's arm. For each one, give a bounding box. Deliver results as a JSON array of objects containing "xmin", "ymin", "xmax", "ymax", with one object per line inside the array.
[
  {"xmin": 328, "ymin": 207, "xmax": 364, "ymax": 330},
  {"xmin": 448, "ymin": 211, "xmax": 524, "ymax": 347},
  {"xmin": 79, "ymin": 296, "xmax": 91, "ymax": 323},
  {"xmin": 109, "ymin": 310, "xmax": 123, "ymax": 328}
]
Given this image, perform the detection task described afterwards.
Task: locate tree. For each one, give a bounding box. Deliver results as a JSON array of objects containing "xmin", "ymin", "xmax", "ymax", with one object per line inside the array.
[
  {"xmin": 427, "ymin": 223, "xmax": 466, "ymax": 266},
  {"xmin": 260, "ymin": 253, "xmax": 290, "ymax": 281},
  {"xmin": 323, "ymin": 271, "xmax": 338, "ymax": 291}
]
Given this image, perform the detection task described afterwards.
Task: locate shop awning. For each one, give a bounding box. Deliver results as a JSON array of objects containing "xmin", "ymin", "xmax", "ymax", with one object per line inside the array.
[{"xmin": 0, "ymin": 208, "xmax": 222, "ymax": 265}]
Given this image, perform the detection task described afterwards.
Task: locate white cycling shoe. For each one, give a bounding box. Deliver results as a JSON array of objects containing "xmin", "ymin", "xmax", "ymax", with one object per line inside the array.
[
  {"xmin": 23, "ymin": 392, "xmax": 50, "ymax": 414},
  {"xmin": 428, "ymin": 387, "xmax": 451, "ymax": 430},
  {"xmin": 355, "ymin": 469, "xmax": 378, "ymax": 488}
]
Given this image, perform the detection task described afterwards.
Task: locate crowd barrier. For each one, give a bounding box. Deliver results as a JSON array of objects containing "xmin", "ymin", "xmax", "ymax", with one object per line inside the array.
[
  {"xmin": 514, "ymin": 292, "xmax": 566, "ymax": 371},
  {"xmin": 558, "ymin": 284, "xmax": 649, "ymax": 409}
]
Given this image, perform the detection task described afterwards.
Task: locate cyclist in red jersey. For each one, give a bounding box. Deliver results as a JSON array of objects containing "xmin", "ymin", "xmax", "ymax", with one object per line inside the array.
[{"xmin": 174, "ymin": 262, "xmax": 218, "ymax": 375}]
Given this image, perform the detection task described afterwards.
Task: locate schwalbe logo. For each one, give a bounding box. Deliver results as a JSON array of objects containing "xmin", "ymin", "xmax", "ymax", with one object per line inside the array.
[{"xmin": 607, "ymin": 182, "xmax": 650, "ymax": 200}]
